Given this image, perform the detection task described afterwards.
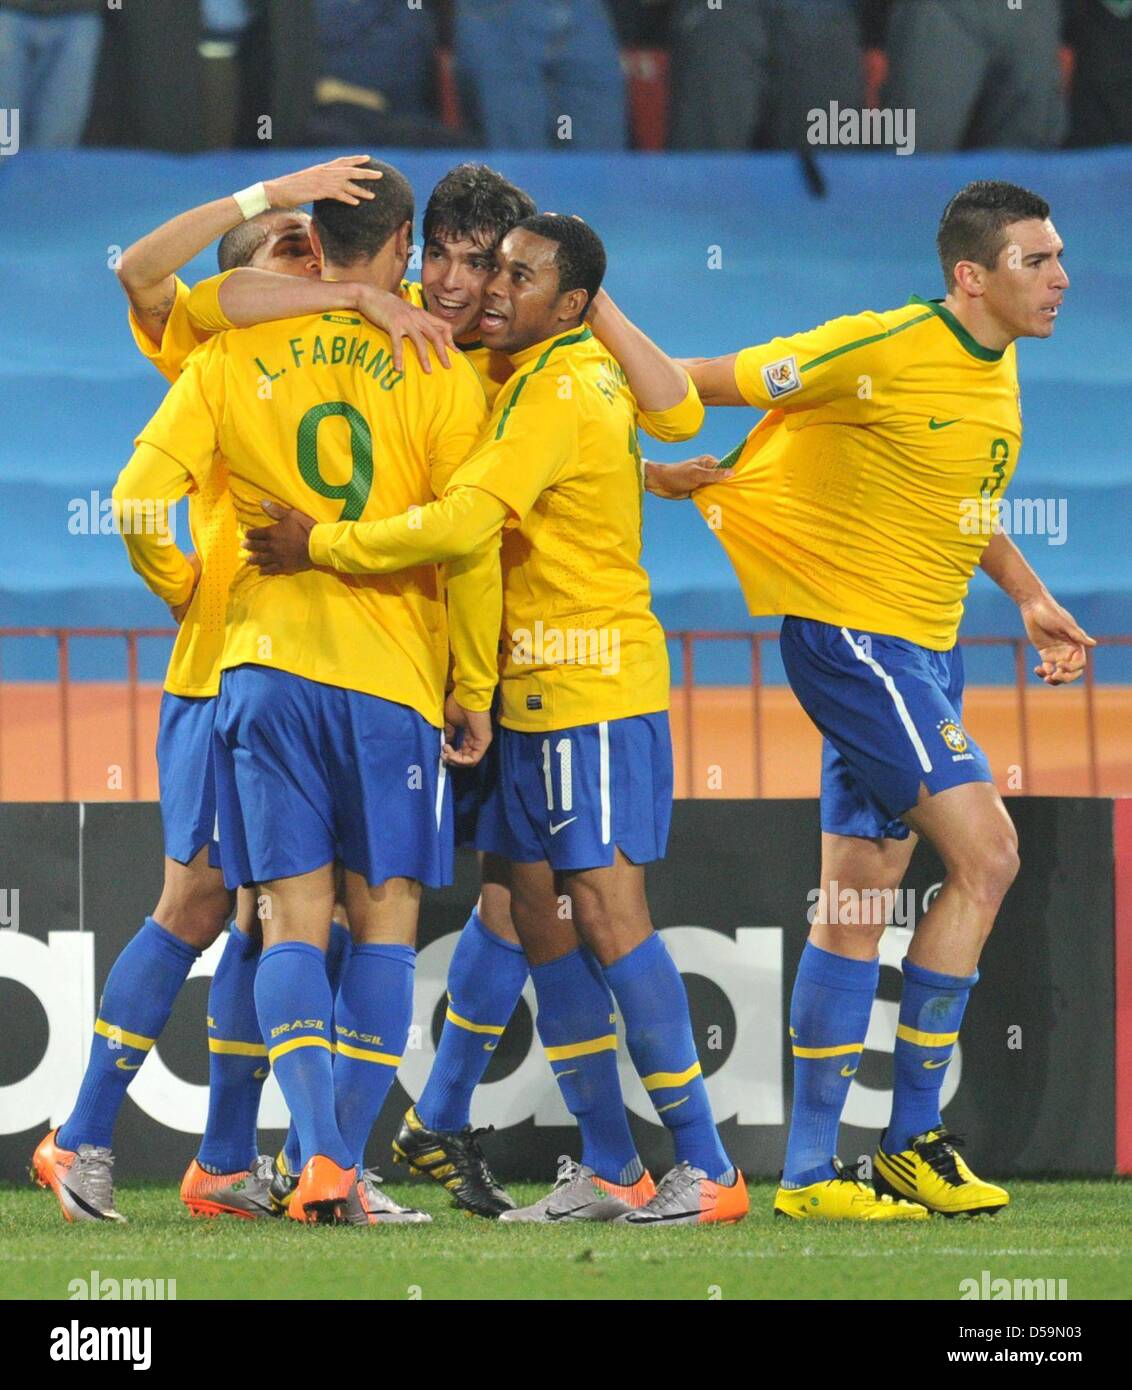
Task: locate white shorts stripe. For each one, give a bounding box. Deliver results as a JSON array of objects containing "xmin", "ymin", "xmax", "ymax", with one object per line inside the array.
[
  {"xmin": 839, "ymin": 627, "xmax": 933, "ymax": 775},
  {"xmin": 435, "ymin": 741, "xmax": 448, "ymax": 831},
  {"xmin": 598, "ymin": 721, "xmax": 611, "ymax": 845}
]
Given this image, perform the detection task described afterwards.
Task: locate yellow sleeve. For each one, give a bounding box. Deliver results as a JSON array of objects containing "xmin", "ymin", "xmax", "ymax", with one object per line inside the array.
[
  {"xmin": 127, "ymin": 276, "xmax": 212, "ymax": 384},
  {"xmin": 733, "ymin": 311, "xmax": 898, "ymax": 412},
  {"xmin": 120, "ymin": 342, "xmax": 225, "ymax": 603},
  {"xmin": 427, "ymin": 354, "xmax": 490, "ymax": 497},
  {"xmin": 446, "ymin": 538, "xmax": 502, "ymax": 712},
  {"xmin": 445, "ymin": 372, "xmax": 574, "ymax": 521},
  {"xmin": 184, "ymin": 270, "xmax": 238, "ymax": 335},
  {"xmin": 309, "ymin": 485, "xmax": 508, "ymax": 575},
  {"xmin": 636, "ymin": 374, "xmax": 705, "ymax": 443},
  {"xmin": 112, "ymin": 443, "xmax": 198, "ymax": 606}
]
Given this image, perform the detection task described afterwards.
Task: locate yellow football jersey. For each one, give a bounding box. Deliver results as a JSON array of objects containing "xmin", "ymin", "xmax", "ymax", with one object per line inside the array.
[
  {"xmin": 448, "ymin": 326, "xmax": 704, "ymax": 732},
  {"xmin": 693, "ymin": 296, "xmax": 1023, "ymax": 650},
  {"xmin": 124, "ymin": 312, "xmax": 488, "ymax": 725},
  {"xmin": 128, "ymin": 274, "xmax": 240, "ymax": 697},
  {"xmin": 401, "ymin": 279, "xmax": 513, "ymax": 406}
]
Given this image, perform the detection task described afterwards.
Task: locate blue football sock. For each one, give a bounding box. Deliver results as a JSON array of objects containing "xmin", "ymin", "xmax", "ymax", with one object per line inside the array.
[
  {"xmin": 604, "ymin": 932, "xmax": 733, "ymax": 1184},
  {"xmin": 782, "ymin": 941, "xmax": 879, "ymax": 1189},
  {"xmin": 531, "ymin": 948, "xmax": 643, "ymax": 1186},
  {"xmin": 281, "ymin": 918, "xmax": 351, "ymax": 1174},
  {"xmin": 256, "ymin": 941, "xmax": 351, "ymax": 1169},
  {"xmin": 886, "ymin": 957, "xmax": 977, "ymax": 1152},
  {"xmin": 196, "ymin": 924, "xmax": 265, "ymax": 1174},
  {"xmin": 333, "ymin": 943, "xmax": 415, "ymax": 1170},
  {"xmin": 58, "ymin": 917, "xmax": 199, "ymax": 1151},
  {"xmin": 416, "ymin": 908, "xmax": 528, "ymax": 1132}
]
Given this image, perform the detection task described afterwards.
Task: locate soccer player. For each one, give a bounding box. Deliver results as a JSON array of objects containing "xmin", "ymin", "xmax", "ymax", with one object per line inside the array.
[
  {"xmin": 32, "ymin": 158, "xmax": 452, "ymax": 1226},
  {"xmin": 205, "ymin": 166, "xmax": 724, "ymax": 1219},
  {"xmin": 30, "ymin": 156, "xmax": 442, "ymax": 1224},
  {"xmin": 245, "ymin": 214, "xmax": 750, "ymax": 1227},
  {"xmin": 680, "ymin": 180, "xmax": 1091, "ymax": 1218},
  {"xmin": 110, "ymin": 162, "xmax": 492, "ymax": 1226}
]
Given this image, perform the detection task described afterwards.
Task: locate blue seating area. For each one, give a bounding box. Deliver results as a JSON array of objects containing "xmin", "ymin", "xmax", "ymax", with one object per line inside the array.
[{"xmin": 1, "ymin": 148, "xmax": 1129, "ymax": 683}]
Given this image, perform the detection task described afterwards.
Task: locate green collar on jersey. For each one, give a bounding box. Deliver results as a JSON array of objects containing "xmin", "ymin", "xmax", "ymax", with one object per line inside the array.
[{"xmin": 907, "ymin": 294, "xmax": 1006, "ymax": 363}]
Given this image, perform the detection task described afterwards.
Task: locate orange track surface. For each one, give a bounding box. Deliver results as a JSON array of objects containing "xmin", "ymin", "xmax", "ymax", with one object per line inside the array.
[{"xmin": 1, "ymin": 682, "xmax": 1129, "ymax": 801}]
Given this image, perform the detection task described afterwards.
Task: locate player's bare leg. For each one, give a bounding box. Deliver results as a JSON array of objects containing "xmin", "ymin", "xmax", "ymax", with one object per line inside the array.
[{"xmin": 871, "ymin": 782, "xmax": 1016, "ymax": 1215}]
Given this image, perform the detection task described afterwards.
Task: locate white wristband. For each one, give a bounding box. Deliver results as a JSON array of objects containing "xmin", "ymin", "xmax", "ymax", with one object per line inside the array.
[{"xmin": 232, "ymin": 182, "xmax": 270, "ymax": 220}]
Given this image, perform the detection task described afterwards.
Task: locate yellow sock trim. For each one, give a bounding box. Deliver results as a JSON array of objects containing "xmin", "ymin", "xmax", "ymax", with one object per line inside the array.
[
  {"xmin": 267, "ymin": 1035, "xmax": 333, "ymax": 1064},
  {"xmin": 208, "ymin": 1037, "xmax": 268, "ymax": 1056},
  {"xmin": 791, "ymin": 1041, "xmax": 864, "ymax": 1059},
  {"xmin": 642, "ymin": 1061, "xmax": 702, "ymax": 1091},
  {"xmin": 445, "ymin": 1004, "xmax": 506, "ymax": 1037},
  {"xmin": 94, "ymin": 1018, "xmax": 155, "ymax": 1052},
  {"xmin": 335, "ymin": 1039, "xmax": 402, "ymax": 1067},
  {"xmin": 544, "ymin": 1034, "xmax": 617, "ymax": 1062},
  {"xmin": 895, "ymin": 1024, "xmax": 959, "ymax": 1048}
]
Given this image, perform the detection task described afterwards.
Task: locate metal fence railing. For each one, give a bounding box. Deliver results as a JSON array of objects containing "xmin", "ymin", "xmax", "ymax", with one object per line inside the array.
[{"xmin": 1, "ymin": 627, "xmax": 1129, "ymax": 801}]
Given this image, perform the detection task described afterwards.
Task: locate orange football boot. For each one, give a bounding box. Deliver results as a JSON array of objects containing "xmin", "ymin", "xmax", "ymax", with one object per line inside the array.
[
  {"xmin": 593, "ymin": 1169, "xmax": 657, "ymax": 1208},
  {"xmin": 31, "ymin": 1129, "xmax": 126, "ymax": 1223},
  {"xmin": 287, "ymin": 1155, "xmax": 355, "ymax": 1225},
  {"xmin": 622, "ymin": 1162, "xmax": 750, "ymax": 1226},
  {"xmin": 180, "ymin": 1156, "xmax": 275, "ymax": 1219}
]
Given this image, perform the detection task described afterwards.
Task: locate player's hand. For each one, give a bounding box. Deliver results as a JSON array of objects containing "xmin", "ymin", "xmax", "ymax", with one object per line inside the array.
[
  {"xmin": 263, "ymin": 156, "xmax": 382, "ymax": 209},
  {"xmin": 1019, "ymin": 593, "xmax": 1096, "ymax": 685},
  {"xmin": 442, "ymin": 694, "xmax": 493, "ymax": 768},
  {"xmin": 170, "ymin": 552, "xmax": 201, "ymax": 624},
  {"xmin": 357, "ymin": 286, "xmax": 454, "ymax": 374},
  {"xmin": 644, "ymin": 455, "xmax": 732, "ymax": 500},
  {"xmin": 244, "ymin": 500, "xmax": 316, "ymax": 575}
]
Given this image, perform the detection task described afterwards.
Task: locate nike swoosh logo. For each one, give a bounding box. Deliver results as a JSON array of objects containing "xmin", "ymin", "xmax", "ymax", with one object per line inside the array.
[
  {"xmin": 548, "ymin": 817, "xmax": 577, "ymax": 835},
  {"xmin": 482, "ymin": 1042, "xmax": 497, "ymax": 1053},
  {"xmin": 115, "ymin": 1058, "xmax": 142, "ymax": 1071},
  {"xmin": 928, "ymin": 417, "xmax": 962, "ymax": 430},
  {"xmin": 840, "ymin": 1065, "xmax": 858, "ymax": 1078},
  {"xmin": 253, "ymin": 1067, "xmax": 269, "ymax": 1080},
  {"xmin": 922, "ymin": 1058, "xmax": 949, "ymax": 1069}
]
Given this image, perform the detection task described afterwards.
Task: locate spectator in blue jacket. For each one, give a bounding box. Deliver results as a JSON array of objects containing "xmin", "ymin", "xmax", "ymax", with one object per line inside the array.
[
  {"xmin": 0, "ymin": 0, "xmax": 104, "ymax": 148},
  {"xmin": 455, "ymin": 0, "xmax": 627, "ymax": 149}
]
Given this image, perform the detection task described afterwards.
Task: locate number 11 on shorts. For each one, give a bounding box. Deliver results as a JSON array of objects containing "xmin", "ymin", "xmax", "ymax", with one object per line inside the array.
[{"xmin": 541, "ymin": 737, "xmax": 573, "ymax": 812}]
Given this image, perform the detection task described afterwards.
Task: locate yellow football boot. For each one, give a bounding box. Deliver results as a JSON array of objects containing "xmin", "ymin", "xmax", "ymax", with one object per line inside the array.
[
  {"xmin": 874, "ymin": 1128, "xmax": 1009, "ymax": 1216},
  {"xmin": 774, "ymin": 1156, "xmax": 929, "ymax": 1220}
]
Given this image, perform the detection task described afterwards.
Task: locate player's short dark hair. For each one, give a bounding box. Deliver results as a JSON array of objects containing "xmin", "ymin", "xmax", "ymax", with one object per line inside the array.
[
  {"xmin": 423, "ymin": 163, "xmax": 536, "ymax": 251},
  {"xmin": 937, "ymin": 181, "xmax": 1051, "ymax": 291},
  {"xmin": 311, "ymin": 158, "xmax": 414, "ymax": 267},
  {"xmin": 216, "ymin": 208, "xmax": 302, "ymax": 272},
  {"xmin": 514, "ymin": 213, "xmax": 606, "ymax": 318}
]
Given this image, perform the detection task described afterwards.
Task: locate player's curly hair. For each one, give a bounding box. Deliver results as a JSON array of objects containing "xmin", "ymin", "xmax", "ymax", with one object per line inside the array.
[
  {"xmin": 423, "ymin": 163, "xmax": 536, "ymax": 250},
  {"xmin": 312, "ymin": 158, "xmax": 414, "ymax": 267},
  {"xmin": 514, "ymin": 213, "xmax": 606, "ymax": 319},
  {"xmin": 937, "ymin": 181, "xmax": 1051, "ymax": 291}
]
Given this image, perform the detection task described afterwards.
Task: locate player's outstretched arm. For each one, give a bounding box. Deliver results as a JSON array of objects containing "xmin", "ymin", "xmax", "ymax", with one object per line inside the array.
[
  {"xmin": 681, "ymin": 354, "xmax": 747, "ymax": 406},
  {"xmin": 187, "ymin": 272, "xmax": 454, "ymax": 373},
  {"xmin": 979, "ymin": 530, "xmax": 1096, "ymax": 685},
  {"xmin": 588, "ymin": 288, "xmax": 696, "ymax": 414},
  {"xmin": 115, "ymin": 156, "xmax": 382, "ymax": 346},
  {"xmin": 246, "ymin": 487, "xmax": 509, "ymax": 577}
]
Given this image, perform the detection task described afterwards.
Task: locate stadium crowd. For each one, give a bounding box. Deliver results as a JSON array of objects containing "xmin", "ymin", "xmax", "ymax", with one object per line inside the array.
[{"xmin": 1, "ymin": 0, "xmax": 1129, "ymax": 153}]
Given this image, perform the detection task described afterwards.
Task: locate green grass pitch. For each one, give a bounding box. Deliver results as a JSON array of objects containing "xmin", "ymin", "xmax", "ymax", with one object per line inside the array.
[{"xmin": 3, "ymin": 1179, "xmax": 1128, "ymax": 1301}]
